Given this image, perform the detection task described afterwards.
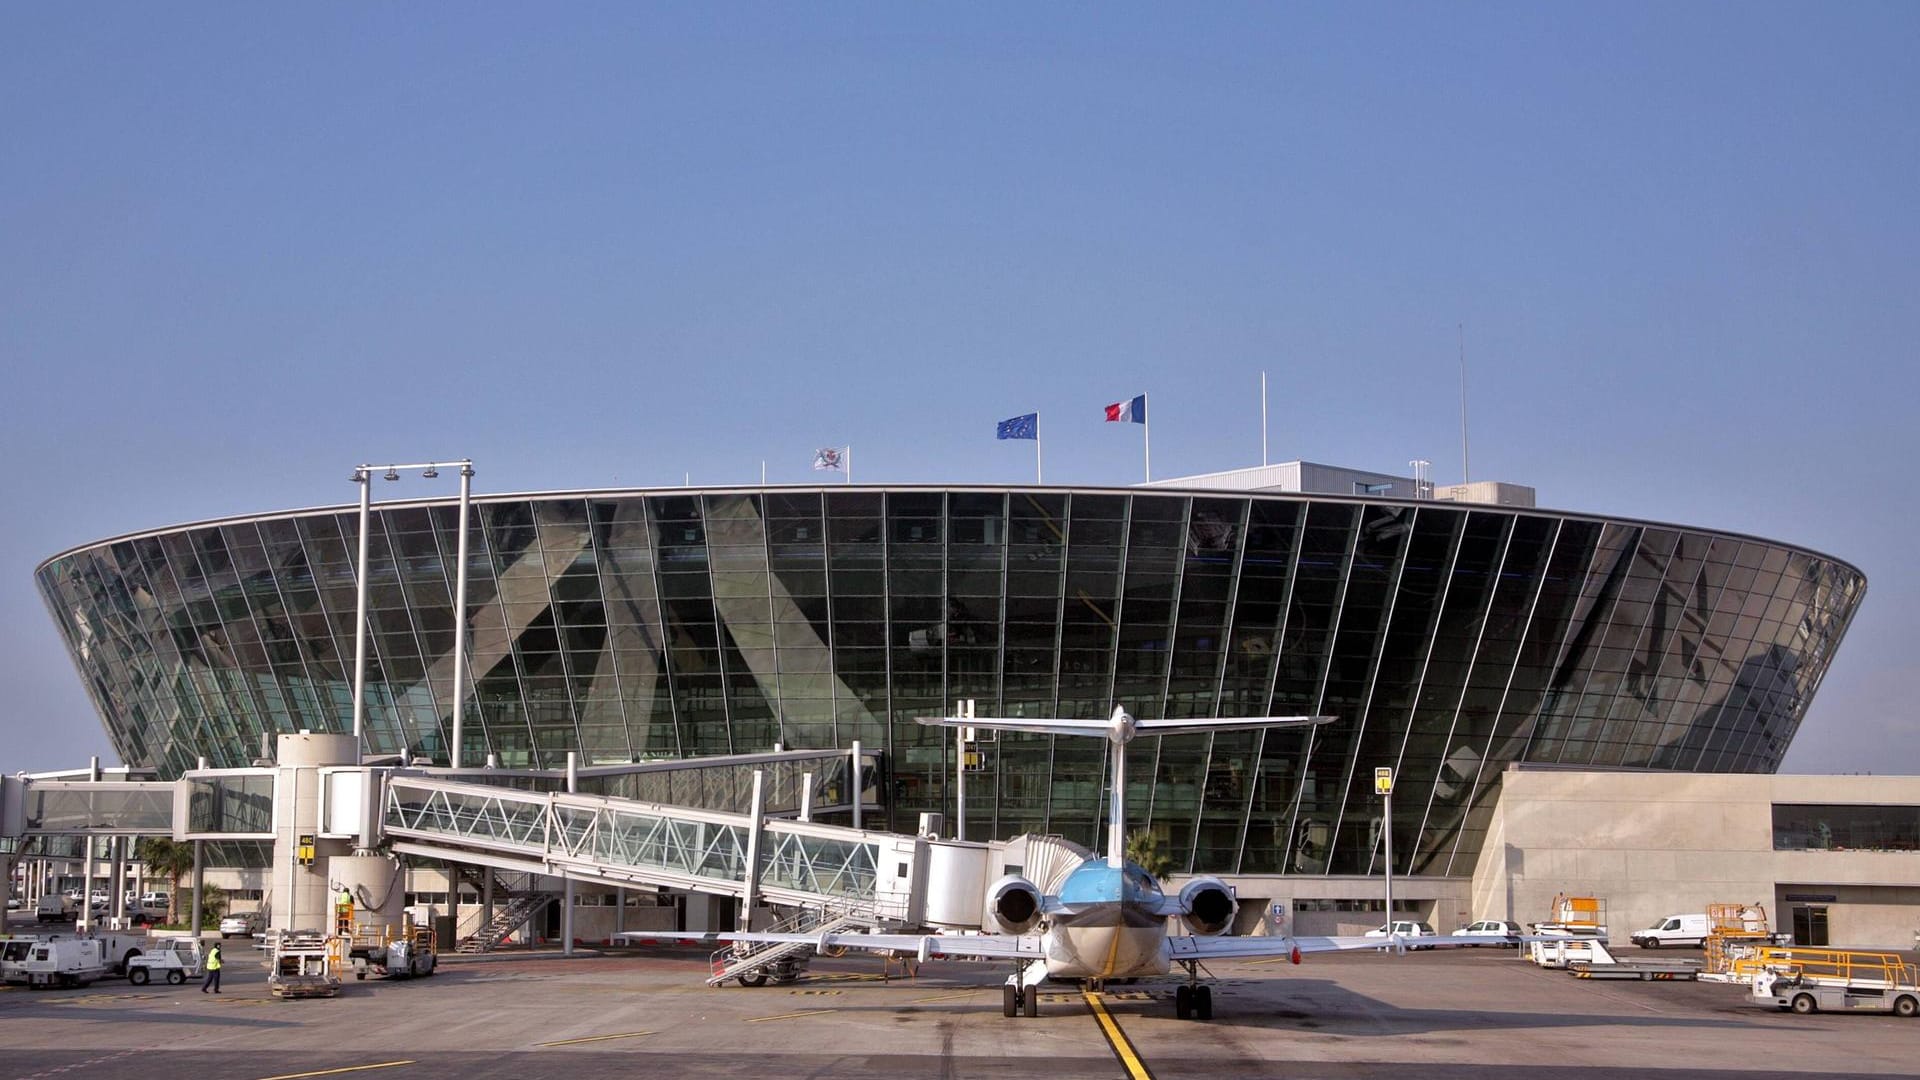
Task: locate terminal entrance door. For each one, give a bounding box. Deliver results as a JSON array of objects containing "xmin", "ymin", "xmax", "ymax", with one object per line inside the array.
[{"xmin": 1791, "ymin": 905, "xmax": 1829, "ymax": 947}]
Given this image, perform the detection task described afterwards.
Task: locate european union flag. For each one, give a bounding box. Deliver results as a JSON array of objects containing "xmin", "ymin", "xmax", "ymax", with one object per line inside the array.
[{"xmin": 996, "ymin": 413, "xmax": 1038, "ymax": 440}]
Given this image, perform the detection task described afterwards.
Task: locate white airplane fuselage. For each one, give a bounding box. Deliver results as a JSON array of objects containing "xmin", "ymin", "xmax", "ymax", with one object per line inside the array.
[{"xmin": 1036, "ymin": 858, "xmax": 1175, "ymax": 980}]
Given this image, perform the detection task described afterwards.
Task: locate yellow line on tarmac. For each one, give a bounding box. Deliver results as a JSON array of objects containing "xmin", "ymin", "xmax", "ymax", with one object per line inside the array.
[
  {"xmin": 539, "ymin": 1029, "xmax": 657, "ymax": 1047},
  {"xmin": 255, "ymin": 1062, "xmax": 415, "ymax": 1080},
  {"xmin": 746, "ymin": 1008, "xmax": 837, "ymax": 1023},
  {"xmin": 909, "ymin": 990, "xmax": 979, "ymax": 1005},
  {"xmin": 1083, "ymin": 992, "xmax": 1155, "ymax": 1080}
]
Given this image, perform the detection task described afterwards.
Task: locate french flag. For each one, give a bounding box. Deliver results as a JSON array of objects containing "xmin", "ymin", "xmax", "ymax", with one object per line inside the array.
[{"xmin": 1104, "ymin": 394, "xmax": 1146, "ymax": 424}]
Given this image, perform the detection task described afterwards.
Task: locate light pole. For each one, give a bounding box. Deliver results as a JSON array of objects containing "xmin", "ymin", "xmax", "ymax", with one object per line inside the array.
[
  {"xmin": 350, "ymin": 460, "xmax": 474, "ymax": 766},
  {"xmin": 1376, "ymin": 767, "xmax": 1395, "ymax": 944}
]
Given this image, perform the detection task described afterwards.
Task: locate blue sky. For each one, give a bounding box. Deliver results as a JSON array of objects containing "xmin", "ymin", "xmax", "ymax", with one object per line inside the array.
[{"xmin": 2, "ymin": 3, "xmax": 1913, "ymax": 773}]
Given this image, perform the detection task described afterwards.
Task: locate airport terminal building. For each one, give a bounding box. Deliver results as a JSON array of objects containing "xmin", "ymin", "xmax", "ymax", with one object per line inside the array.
[{"xmin": 32, "ymin": 463, "xmax": 1902, "ymax": 943}]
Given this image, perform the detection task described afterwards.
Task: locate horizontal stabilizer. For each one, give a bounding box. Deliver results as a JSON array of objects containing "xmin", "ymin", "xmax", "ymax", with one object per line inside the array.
[
  {"xmin": 915, "ymin": 712, "xmax": 1333, "ymax": 740},
  {"xmin": 1133, "ymin": 715, "xmax": 1334, "ymax": 734},
  {"xmin": 914, "ymin": 716, "xmax": 1115, "ymax": 738}
]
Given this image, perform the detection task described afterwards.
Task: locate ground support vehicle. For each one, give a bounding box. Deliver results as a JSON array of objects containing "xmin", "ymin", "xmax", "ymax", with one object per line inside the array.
[
  {"xmin": 125, "ymin": 937, "xmax": 202, "ymax": 986},
  {"xmin": 1565, "ymin": 936, "xmax": 1700, "ymax": 981},
  {"xmin": 267, "ymin": 930, "xmax": 343, "ymax": 999},
  {"xmin": 1532, "ymin": 894, "xmax": 1609, "ymax": 943},
  {"xmin": 82, "ymin": 931, "xmax": 151, "ymax": 975},
  {"xmin": 344, "ymin": 921, "xmax": 437, "ymax": 981},
  {"xmin": 2, "ymin": 937, "xmax": 50, "ymax": 983},
  {"xmin": 20, "ymin": 938, "xmax": 107, "ymax": 989},
  {"xmin": 1701, "ymin": 904, "xmax": 1792, "ymax": 981},
  {"xmin": 1745, "ymin": 948, "xmax": 1920, "ymax": 1016}
]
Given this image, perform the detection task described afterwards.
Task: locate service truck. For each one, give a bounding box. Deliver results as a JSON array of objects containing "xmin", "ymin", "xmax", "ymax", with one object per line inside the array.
[
  {"xmin": 1632, "ymin": 912, "xmax": 1711, "ymax": 949},
  {"xmin": 20, "ymin": 938, "xmax": 107, "ymax": 989},
  {"xmin": 35, "ymin": 894, "xmax": 75, "ymax": 925}
]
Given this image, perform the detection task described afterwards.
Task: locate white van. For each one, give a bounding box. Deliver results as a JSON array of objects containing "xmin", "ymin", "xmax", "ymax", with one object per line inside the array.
[{"xmin": 1632, "ymin": 912, "xmax": 1711, "ymax": 948}]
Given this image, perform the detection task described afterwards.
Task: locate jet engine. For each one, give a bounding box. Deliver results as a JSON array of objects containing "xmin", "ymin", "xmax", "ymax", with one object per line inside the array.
[
  {"xmin": 1178, "ymin": 876, "xmax": 1237, "ymax": 936},
  {"xmin": 985, "ymin": 875, "xmax": 1044, "ymax": 935}
]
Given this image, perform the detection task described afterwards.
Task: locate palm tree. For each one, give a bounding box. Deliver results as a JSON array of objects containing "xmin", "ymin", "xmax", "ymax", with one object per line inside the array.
[
  {"xmin": 1124, "ymin": 828, "xmax": 1174, "ymax": 880},
  {"xmin": 134, "ymin": 837, "xmax": 194, "ymax": 925}
]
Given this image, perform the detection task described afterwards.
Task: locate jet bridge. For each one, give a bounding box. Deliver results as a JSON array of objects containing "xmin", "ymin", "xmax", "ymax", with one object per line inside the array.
[
  {"xmin": 380, "ymin": 774, "xmax": 927, "ymax": 925},
  {"xmin": 4, "ymin": 740, "xmax": 988, "ymax": 942}
]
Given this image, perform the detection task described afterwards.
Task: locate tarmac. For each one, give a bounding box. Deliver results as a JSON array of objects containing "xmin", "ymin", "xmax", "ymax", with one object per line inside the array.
[{"xmin": 2, "ymin": 936, "xmax": 1917, "ymax": 1079}]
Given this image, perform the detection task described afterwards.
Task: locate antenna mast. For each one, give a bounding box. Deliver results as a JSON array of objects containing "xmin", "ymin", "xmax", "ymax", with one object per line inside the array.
[{"xmin": 1458, "ymin": 323, "xmax": 1471, "ymax": 485}]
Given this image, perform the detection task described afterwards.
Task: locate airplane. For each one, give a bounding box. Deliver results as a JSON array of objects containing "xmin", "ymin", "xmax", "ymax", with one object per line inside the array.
[{"xmin": 637, "ymin": 706, "xmax": 1484, "ymax": 1021}]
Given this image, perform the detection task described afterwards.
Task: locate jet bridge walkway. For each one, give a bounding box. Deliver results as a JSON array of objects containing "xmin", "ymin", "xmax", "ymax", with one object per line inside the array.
[{"xmin": 379, "ymin": 774, "xmax": 926, "ymax": 926}]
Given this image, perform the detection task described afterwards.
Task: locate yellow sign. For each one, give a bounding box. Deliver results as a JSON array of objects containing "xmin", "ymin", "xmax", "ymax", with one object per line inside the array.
[{"xmin": 1374, "ymin": 767, "xmax": 1394, "ymax": 795}]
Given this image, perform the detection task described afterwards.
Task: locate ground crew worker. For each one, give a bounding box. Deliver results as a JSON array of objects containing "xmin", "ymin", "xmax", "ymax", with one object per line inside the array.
[
  {"xmin": 200, "ymin": 942, "xmax": 222, "ymax": 994},
  {"xmin": 336, "ymin": 886, "xmax": 354, "ymax": 934}
]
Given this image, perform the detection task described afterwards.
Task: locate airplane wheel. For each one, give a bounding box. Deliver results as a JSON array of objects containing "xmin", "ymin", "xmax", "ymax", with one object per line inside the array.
[
  {"xmin": 1003, "ymin": 985, "xmax": 1018, "ymax": 1018},
  {"xmin": 1022, "ymin": 984, "xmax": 1038, "ymax": 1018},
  {"xmin": 167, "ymin": 970, "xmax": 185, "ymax": 985},
  {"xmin": 1195, "ymin": 986, "xmax": 1213, "ymax": 1021},
  {"xmin": 1175, "ymin": 984, "xmax": 1192, "ymax": 1019}
]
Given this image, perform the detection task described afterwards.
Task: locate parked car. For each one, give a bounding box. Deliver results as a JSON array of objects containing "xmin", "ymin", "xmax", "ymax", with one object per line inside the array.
[
  {"xmin": 139, "ymin": 891, "xmax": 171, "ymax": 909},
  {"xmin": 1451, "ymin": 919, "xmax": 1523, "ymax": 947},
  {"xmin": 5, "ymin": 897, "xmax": 20, "ymax": 911},
  {"xmin": 1364, "ymin": 921, "xmax": 1438, "ymax": 949},
  {"xmin": 219, "ymin": 912, "xmax": 261, "ymax": 939}
]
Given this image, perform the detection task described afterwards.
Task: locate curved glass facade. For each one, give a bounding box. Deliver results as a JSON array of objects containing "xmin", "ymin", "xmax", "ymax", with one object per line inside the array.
[{"xmin": 36, "ymin": 486, "xmax": 1865, "ymax": 877}]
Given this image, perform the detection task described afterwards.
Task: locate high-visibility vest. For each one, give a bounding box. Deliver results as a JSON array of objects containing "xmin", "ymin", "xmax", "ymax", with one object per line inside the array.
[{"xmin": 206, "ymin": 948, "xmax": 222, "ymax": 971}]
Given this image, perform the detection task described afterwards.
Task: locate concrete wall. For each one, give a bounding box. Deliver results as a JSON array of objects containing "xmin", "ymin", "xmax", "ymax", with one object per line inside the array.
[
  {"xmin": 1469, "ymin": 769, "xmax": 1920, "ymax": 949},
  {"xmin": 1199, "ymin": 874, "xmax": 1474, "ymax": 938}
]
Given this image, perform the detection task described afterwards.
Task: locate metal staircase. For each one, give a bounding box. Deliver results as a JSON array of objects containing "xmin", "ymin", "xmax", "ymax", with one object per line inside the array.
[
  {"xmin": 457, "ymin": 892, "xmax": 558, "ymax": 953},
  {"xmin": 707, "ymin": 905, "xmax": 875, "ymax": 987}
]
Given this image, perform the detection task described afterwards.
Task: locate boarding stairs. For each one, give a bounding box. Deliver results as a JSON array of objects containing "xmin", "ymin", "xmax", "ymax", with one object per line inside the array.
[{"xmin": 707, "ymin": 905, "xmax": 877, "ymax": 987}]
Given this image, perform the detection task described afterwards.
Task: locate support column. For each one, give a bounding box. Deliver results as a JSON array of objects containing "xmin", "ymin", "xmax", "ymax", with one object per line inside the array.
[
  {"xmin": 849, "ymin": 741, "xmax": 863, "ymax": 831},
  {"xmin": 110, "ymin": 837, "xmax": 127, "ymax": 925},
  {"xmin": 562, "ymin": 752, "xmax": 576, "ymax": 957},
  {"xmin": 80, "ymin": 837, "xmax": 95, "ymax": 932},
  {"xmin": 739, "ymin": 770, "xmax": 765, "ymax": 933},
  {"xmin": 190, "ymin": 841, "xmax": 204, "ymax": 938},
  {"xmin": 482, "ymin": 870, "xmax": 494, "ymax": 946}
]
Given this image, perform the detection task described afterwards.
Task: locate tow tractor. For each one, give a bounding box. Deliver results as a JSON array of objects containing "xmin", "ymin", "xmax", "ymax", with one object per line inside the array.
[
  {"xmin": 126, "ymin": 936, "xmax": 203, "ymax": 986},
  {"xmin": 344, "ymin": 919, "xmax": 438, "ymax": 981},
  {"xmin": 1748, "ymin": 947, "xmax": 1920, "ymax": 1016}
]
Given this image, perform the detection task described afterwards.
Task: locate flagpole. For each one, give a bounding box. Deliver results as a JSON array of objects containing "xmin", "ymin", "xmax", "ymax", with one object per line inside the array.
[
  {"xmin": 846, "ymin": 445, "xmax": 852, "ymax": 485},
  {"xmin": 1035, "ymin": 414, "xmax": 1043, "ymax": 485},
  {"xmin": 1261, "ymin": 371, "xmax": 1268, "ymax": 466},
  {"xmin": 1143, "ymin": 394, "xmax": 1151, "ymax": 483}
]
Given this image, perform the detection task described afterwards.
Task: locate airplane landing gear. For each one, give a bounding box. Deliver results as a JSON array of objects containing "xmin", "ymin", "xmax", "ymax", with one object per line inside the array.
[
  {"xmin": 1003, "ymin": 972, "xmax": 1039, "ymax": 1018},
  {"xmin": 1175, "ymin": 962, "xmax": 1213, "ymax": 1021}
]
